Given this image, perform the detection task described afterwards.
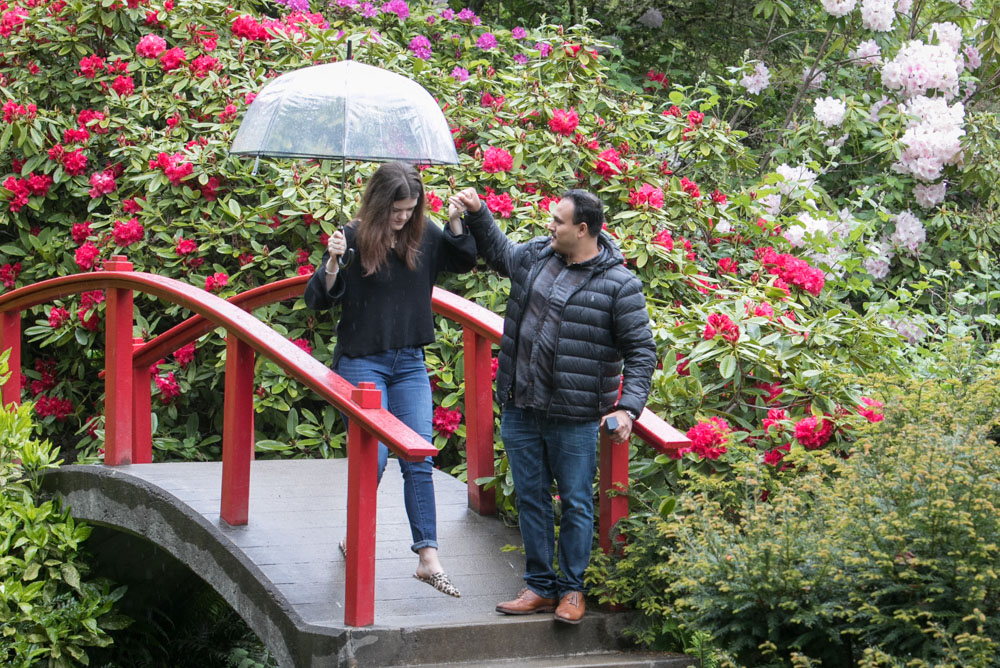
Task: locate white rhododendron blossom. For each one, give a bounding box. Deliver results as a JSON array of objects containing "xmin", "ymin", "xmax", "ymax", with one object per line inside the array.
[
  {"xmin": 776, "ymin": 164, "xmax": 819, "ymax": 197},
  {"xmin": 964, "ymin": 45, "xmax": 981, "ymax": 71},
  {"xmin": 801, "ymin": 68, "xmax": 827, "ymax": 89},
  {"xmin": 881, "ymin": 41, "xmax": 963, "ymax": 99},
  {"xmin": 928, "ymin": 22, "xmax": 963, "ymax": 53},
  {"xmin": 893, "ymin": 96, "xmax": 965, "ymax": 182},
  {"xmin": 888, "ymin": 210, "xmax": 926, "ymax": 253},
  {"xmin": 869, "ymin": 95, "xmax": 891, "ymax": 122},
  {"xmin": 637, "ymin": 8, "xmax": 664, "ymax": 28},
  {"xmin": 864, "ymin": 240, "xmax": 895, "ymax": 279},
  {"xmin": 759, "ymin": 193, "xmax": 782, "ymax": 215},
  {"xmin": 785, "ymin": 212, "xmax": 831, "ymax": 247},
  {"xmin": 885, "ymin": 317, "xmax": 927, "ymax": 343},
  {"xmin": 713, "ymin": 219, "xmax": 733, "ymax": 234},
  {"xmin": 814, "ymin": 96, "xmax": 847, "ymax": 127},
  {"xmin": 896, "ymin": 0, "xmax": 913, "ymax": 12},
  {"xmin": 851, "ymin": 39, "xmax": 882, "ymax": 66},
  {"xmin": 860, "ymin": 0, "xmax": 895, "ymax": 31},
  {"xmin": 740, "ymin": 62, "xmax": 771, "ymax": 95},
  {"xmin": 821, "ymin": 0, "xmax": 857, "ymax": 18},
  {"xmin": 914, "ymin": 181, "xmax": 947, "ymax": 208}
]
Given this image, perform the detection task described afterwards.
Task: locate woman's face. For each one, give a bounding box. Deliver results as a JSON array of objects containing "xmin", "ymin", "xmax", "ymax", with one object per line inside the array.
[{"xmin": 389, "ymin": 197, "xmax": 418, "ymax": 232}]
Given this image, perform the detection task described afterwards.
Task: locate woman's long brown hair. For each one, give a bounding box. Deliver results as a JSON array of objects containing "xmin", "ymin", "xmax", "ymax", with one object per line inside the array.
[{"xmin": 353, "ymin": 162, "xmax": 426, "ymax": 276}]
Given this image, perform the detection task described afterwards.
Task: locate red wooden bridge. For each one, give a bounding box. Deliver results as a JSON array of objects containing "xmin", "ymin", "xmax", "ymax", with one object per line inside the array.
[{"xmin": 0, "ymin": 257, "xmax": 691, "ymax": 667}]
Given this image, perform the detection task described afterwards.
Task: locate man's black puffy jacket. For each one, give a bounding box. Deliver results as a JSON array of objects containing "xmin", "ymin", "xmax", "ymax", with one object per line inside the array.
[{"xmin": 466, "ymin": 206, "xmax": 657, "ymax": 422}]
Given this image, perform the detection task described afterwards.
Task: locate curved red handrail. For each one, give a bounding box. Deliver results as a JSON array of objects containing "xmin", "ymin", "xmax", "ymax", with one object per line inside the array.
[{"xmin": 0, "ymin": 271, "xmax": 435, "ymax": 460}]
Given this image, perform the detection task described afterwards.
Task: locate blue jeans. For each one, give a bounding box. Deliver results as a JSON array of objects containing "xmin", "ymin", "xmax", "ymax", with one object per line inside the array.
[
  {"xmin": 335, "ymin": 347, "xmax": 438, "ymax": 553},
  {"xmin": 500, "ymin": 404, "xmax": 599, "ymax": 597}
]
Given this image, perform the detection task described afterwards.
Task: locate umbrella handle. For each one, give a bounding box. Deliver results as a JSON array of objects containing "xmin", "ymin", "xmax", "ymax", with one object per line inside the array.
[{"xmin": 338, "ymin": 247, "xmax": 355, "ymax": 269}]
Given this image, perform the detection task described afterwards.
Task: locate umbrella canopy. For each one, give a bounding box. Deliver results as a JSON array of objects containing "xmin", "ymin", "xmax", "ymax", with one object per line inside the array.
[{"xmin": 230, "ymin": 60, "xmax": 458, "ymax": 165}]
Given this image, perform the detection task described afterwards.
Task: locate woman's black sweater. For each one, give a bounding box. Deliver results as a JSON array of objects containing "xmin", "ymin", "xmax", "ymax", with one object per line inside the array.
[{"xmin": 304, "ymin": 219, "xmax": 476, "ymax": 363}]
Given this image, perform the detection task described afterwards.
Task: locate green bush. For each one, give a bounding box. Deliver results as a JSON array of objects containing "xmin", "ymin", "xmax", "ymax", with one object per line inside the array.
[
  {"xmin": 593, "ymin": 352, "xmax": 1000, "ymax": 667},
  {"xmin": 0, "ymin": 352, "xmax": 126, "ymax": 667}
]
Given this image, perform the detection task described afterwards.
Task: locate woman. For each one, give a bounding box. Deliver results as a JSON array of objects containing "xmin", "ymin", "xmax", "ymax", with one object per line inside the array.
[{"xmin": 304, "ymin": 161, "xmax": 476, "ymax": 598}]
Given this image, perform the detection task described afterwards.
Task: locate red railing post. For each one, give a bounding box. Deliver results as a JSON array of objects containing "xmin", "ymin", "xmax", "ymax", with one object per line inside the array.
[
  {"xmin": 104, "ymin": 256, "xmax": 134, "ymax": 466},
  {"xmin": 462, "ymin": 327, "xmax": 496, "ymax": 515},
  {"xmin": 132, "ymin": 337, "xmax": 152, "ymax": 463},
  {"xmin": 598, "ymin": 431, "xmax": 629, "ymax": 554},
  {"xmin": 345, "ymin": 381, "xmax": 380, "ymax": 627},
  {"xmin": 0, "ymin": 311, "xmax": 21, "ymax": 408},
  {"xmin": 221, "ymin": 336, "xmax": 255, "ymax": 526}
]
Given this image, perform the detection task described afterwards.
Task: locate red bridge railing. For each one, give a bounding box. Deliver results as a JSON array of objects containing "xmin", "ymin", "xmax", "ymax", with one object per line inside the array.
[{"xmin": 0, "ymin": 256, "xmax": 690, "ymax": 626}]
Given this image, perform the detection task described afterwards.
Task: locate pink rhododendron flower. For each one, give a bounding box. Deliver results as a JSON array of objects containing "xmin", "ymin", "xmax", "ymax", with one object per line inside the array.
[
  {"xmin": 291, "ymin": 338, "xmax": 312, "ymax": 354},
  {"xmin": 112, "ymin": 217, "xmax": 144, "ymax": 246},
  {"xmin": 408, "ymin": 35, "xmax": 432, "ymax": 60},
  {"xmin": 485, "ymin": 190, "xmax": 514, "ymax": 217},
  {"xmin": 794, "ymin": 415, "xmax": 833, "ymax": 449},
  {"xmin": 763, "ymin": 443, "xmax": 790, "ymax": 466},
  {"xmin": 136, "ymin": 34, "xmax": 167, "ymax": 58},
  {"xmin": 450, "ymin": 66, "xmax": 469, "ymax": 82},
  {"xmin": 71, "ymin": 222, "xmax": 92, "ymax": 244},
  {"xmin": 594, "ymin": 148, "xmax": 623, "ymax": 178},
  {"xmin": 762, "ymin": 408, "xmax": 788, "ymax": 434},
  {"xmin": 0, "ymin": 262, "xmax": 21, "ymax": 288},
  {"xmin": 111, "ymin": 75, "xmax": 135, "ymax": 96},
  {"xmin": 159, "ymin": 47, "xmax": 187, "ymax": 71},
  {"xmin": 684, "ymin": 417, "xmax": 730, "ymax": 460},
  {"xmin": 628, "ymin": 183, "xmax": 664, "ymax": 209},
  {"xmin": 205, "ymin": 272, "xmax": 229, "ymax": 292},
  {"xmin": 62, "ymin": 149, "xmax": 88, "ymax": 175},
  {"xmin": 78, "ymin": 55, "xmax": 106, "ymax": 79},
  {"xmin": 425, "ymin": 191, "xmax": 443, "ymax": 213},
  {"xmin": 88, "ymin": 170, "xmax": 117, "ymax": 198},
  {"xmin": 858, "ymin": 396, "xmax": 885, "ymax": 423},
  {"xmin": 482, "ymin": 146, "xmax": 513, "ymax": 173},
  {"xmin": 652, "ymin": 229, "xmax": 674, "ymax": 251}
]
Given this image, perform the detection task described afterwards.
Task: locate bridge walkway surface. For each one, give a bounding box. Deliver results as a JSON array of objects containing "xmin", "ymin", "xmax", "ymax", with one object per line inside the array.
[{"xmin": 43, "ymin": 458, "xmax": 692, "ymax": 668}]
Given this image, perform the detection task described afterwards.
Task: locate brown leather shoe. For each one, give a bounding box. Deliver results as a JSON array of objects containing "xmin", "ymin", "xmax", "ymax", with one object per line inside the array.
[
  {"xmin": 496, "ymin": 588, "xmax": 557, "ymax": 615},
  {"xmin": 554, "ymin": 591, "xmax": 585, "ymax": 624}
]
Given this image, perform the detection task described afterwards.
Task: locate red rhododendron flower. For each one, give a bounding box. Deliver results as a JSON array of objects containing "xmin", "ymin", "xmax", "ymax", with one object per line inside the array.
[
  {"xmin": 491, "ymin": 356, "xmax": 498, "ymax": 380},
  {"xmin": 762, "ymin": 408, "xmax": 789, "ymax": 434},
  {"xmin": 482, "ymin": 146, "xmax": 513, "ymax": 173},
  {"xmin": 297, "ymin": 265, "xmax": 314, "ymax": 276},
  {"xmin": 628, "ymin": 183, "xmax": 664, "ymax": 209},
  {"xmin": 71, "ymin": 221, "xmax": 92, "ymax": 244},
  {"xmin": 155, "ymin": 371, "xmax": 181, "ymax": 403},
  {"xmin": 77, "ymin": 289, "xmax": 105, "ymax": 331},
  {"xmin": 858, "ymin": 396, "xmax": 885, "ymax": 423},
  {"xmin": 426, "ymin": 190, "xmax": 443, "ymax": 213},
  {"xmin": 548, "ymin": 107, "xmax": 579, "ymax": 136},
  {"xmin": 703, "ymin": 313, "xmax": 738, "ymax": 342},
  {"xmin": 652, "ymin": 229, "xmax": 674, "ymax": 251},
  {"xmin": 433, "ymin": 405, "xmax": 463, "ymax": 437},
  {"xmin": 754, "ymin": 380, "xmax": 784, "ymax": 405},
  {"xmin": 34, "ymin": 394, "xmax": 75, "ymax": 420},
  {"xmin": 75, "ymin": 241, "xmax": 100, "ymax": 270},
  {"xmin": 485, "ymin": 190, "xmax": 514, "ymax": 218},
  {"xmin": 794, "ymin": 415, "xmax": 833, "ymax": 449},
  {"xmin": 291, "ymin": 337, "xmax": 312, "ymax": 355},
  {"xmin": 172, "ymin": 342, "xmax": 196, "ymax": 367},
  {"xmin": 753, "ymin": 302, "xmax": 775, "ymax": 319},
  {"xmin": 200, "ymin": 176, "xmax": 220, "ymax": 201},
  {"xmin": 25, "ymin": 172, "xmax": 52, "ymax": 196},
  {"xmin": 62, "ymin": 149, "xmax": 88, "ymax": 175},
  {"xmin": 122, "ymin": 197, "xmax": 143, "ymax": 213},
  {"xmin": 78, "ymin": 55, "xmax": 105, "ymax": 79},
  {"xmin": 684, "ymin": 416, "xmax": 730, "ymax": 460},
  {"xmin": 111, "ymin": 75, "xmax": 135, "ymax": 96},
  {"xmin": 136, "ymin": 34, "xmax": 167, "ymax": 58},
  {"xmin": 711, "ymin": 189, "xmax": 727, "ymax": 204},
  {"xmin": 676, "ymin": 355, "xmax": 690, "ymax": 376},
  {"xmin": 189, "ymin": 54, "xmax": 220, "ymax": 78},
  {"xmin": 112, "ymin": 217, "xmax": 144, "ymax": 246},
  {"xmin": 0, "ymin": 262, "xmax": 21, "ymax": 288},
  {"xmin": 594, "ymin": 148, "xmax": 623, "ymax": 178},
  {"xmin": 159, "ymin": 47, "xmax": 187, "ymax": 71},
  {"xmin": 218, "ymin": 103, "xmax": 237, "ymax": 122},
  {"xmin": 176, "ymin": 237, "xmax": 197, "ymax": 255},
  {"xmin": 64, "ymin": 127, "xmax": 90, "ymax": 144},
  {"xmin": 48, "ymin": 306, "xmax": 70, "ymax": 328},
  {"xmin": 764, "ymin": 442, "xmax": 790, "ymax": 466},
  {"xmin": 717, "ymin": 257, "xmax": 737, "ymax": 274},
  {"xmin": 688, "ymin": 110, "xmax": 704, "ymax": 125},
  {"xmin": 205, "ymin": 272, "xmax": 228, "ymax": 292},
  {"xmin": 756, "ymin": 246, "xmax": 825, "ymax": 296},
  {"xmin": 3, "ymin": 176, "xmax": 30, "ymax": 212},
  {"xmin": 679, "ymin": 176, "xmax": 701, "ymax": 198}
]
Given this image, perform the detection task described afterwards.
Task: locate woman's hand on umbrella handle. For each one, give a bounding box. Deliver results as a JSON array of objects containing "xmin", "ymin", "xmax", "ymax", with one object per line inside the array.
[{"xmin": 325, "ymin": 230, "xmax": 347, "ymax": 274}]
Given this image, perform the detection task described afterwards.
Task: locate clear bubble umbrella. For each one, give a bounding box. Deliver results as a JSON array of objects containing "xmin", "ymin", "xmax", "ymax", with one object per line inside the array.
[{"xmin": 230, "ymin": 51, "xmax": 459, "ymax": 265}]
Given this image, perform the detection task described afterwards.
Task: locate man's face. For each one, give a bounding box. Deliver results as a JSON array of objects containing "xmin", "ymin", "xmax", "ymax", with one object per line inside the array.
[{"xmin": 547, "ymin": 198, "xmax": 583, "ymax": 256}]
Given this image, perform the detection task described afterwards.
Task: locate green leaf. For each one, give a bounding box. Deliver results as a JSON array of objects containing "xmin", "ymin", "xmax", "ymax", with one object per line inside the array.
[
  {"xmin": 719, "ymin": 354, "xmax": 737, "ymax": 379},
  {"xmin": 61, "ymin": 562, "xmax": 81, "ymax": 589},
  {"xmin": 228, "ymin": 199, "xmax": 242, "ymax": 218}
]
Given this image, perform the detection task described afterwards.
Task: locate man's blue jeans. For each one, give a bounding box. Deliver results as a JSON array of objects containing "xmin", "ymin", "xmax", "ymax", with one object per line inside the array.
[
  {"xmin": 335, "ymin": 347, "xmax": 438, "ymax": 553},
  {"xmin": 500, "ymin": 404, "xmax": 599, "ymax": 597}
]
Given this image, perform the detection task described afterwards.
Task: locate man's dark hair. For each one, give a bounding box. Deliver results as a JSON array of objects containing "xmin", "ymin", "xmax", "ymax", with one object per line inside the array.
[{"xmin": 561, "ymin": 189, "xmax": 604, "ymax": 237}]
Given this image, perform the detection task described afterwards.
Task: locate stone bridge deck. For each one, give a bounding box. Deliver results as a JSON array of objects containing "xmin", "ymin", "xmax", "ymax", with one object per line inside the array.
[{"xmin": 43, "ymin": 459, "xmax": 690, "ymax": 667}]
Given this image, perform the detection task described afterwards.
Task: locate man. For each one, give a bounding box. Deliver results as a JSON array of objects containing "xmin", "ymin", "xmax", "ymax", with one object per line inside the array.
[{"xmin": 449, "ymin": 187, "xmax": 656, "ymax": 624}]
